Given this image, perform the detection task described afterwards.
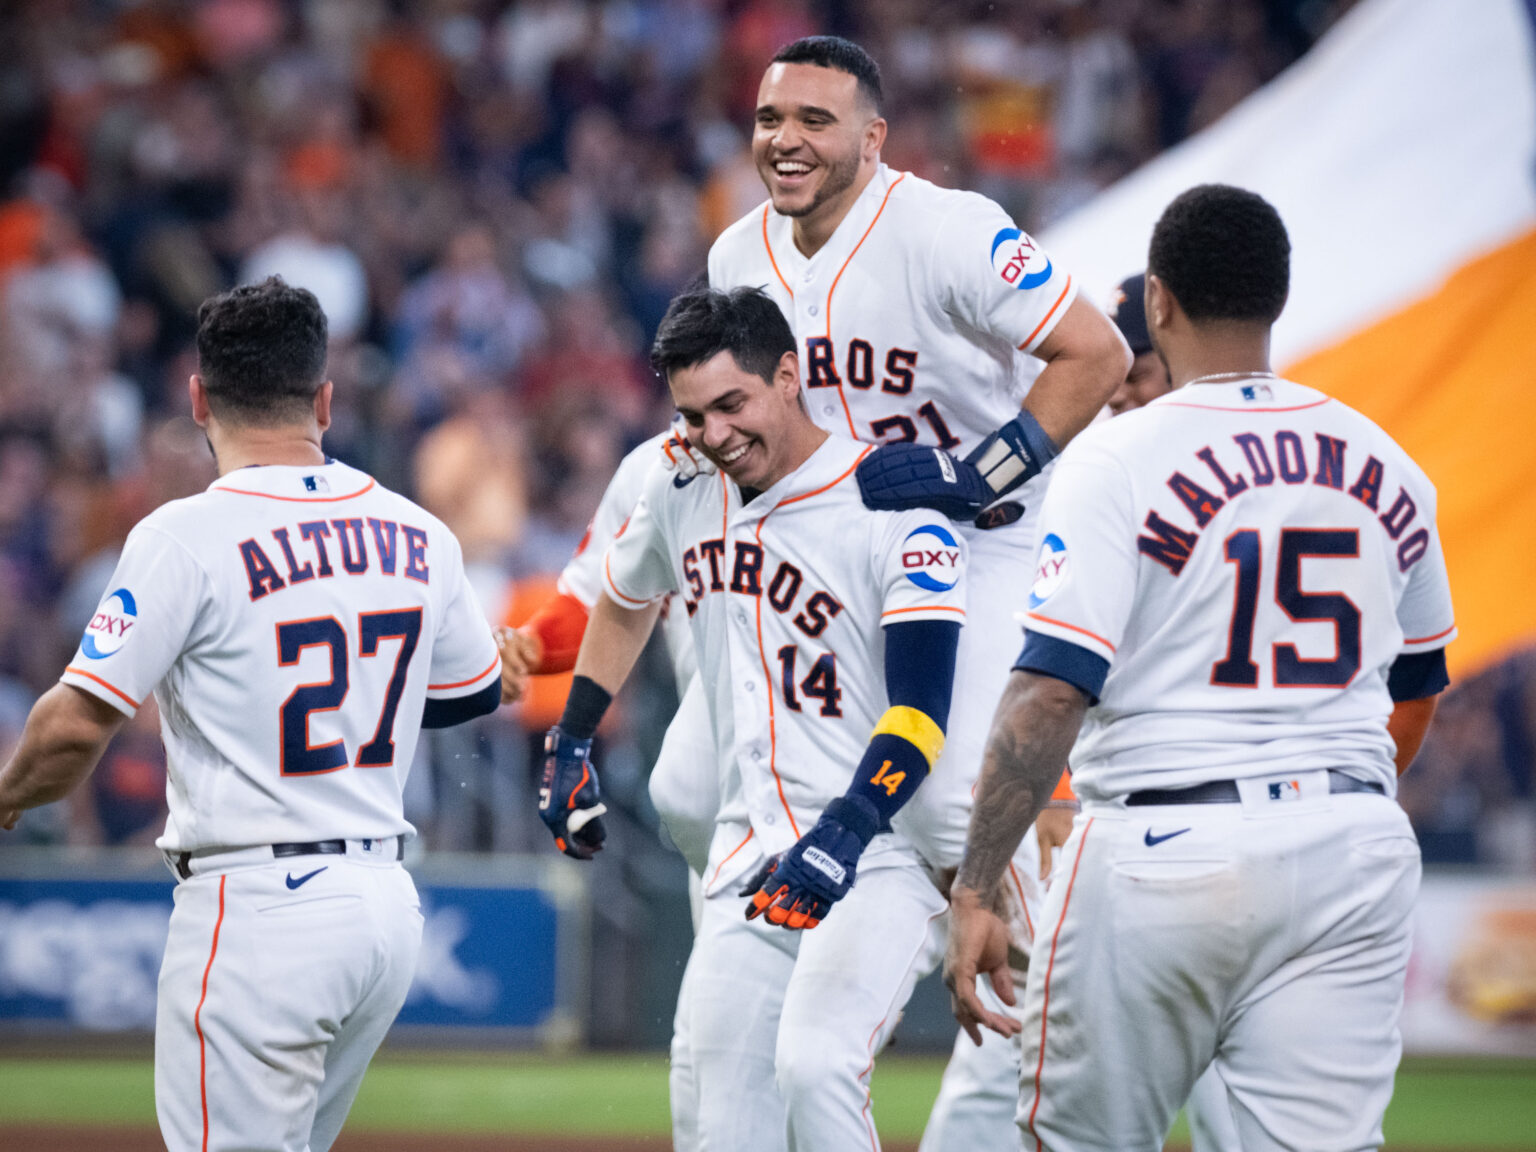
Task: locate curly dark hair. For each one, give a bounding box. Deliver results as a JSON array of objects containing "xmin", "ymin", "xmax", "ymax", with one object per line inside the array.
[
  {"xmin": 195, "ymin": 277, "xmax": 328, "ymax": 425},
  {"xmin": 651, "ymin": 286, "xmax": 796, "ymax": 385},
  {"xmin": 1148, "ymin": 185, "xmax": 1290, "ymax": 325},
  {"xmin": 771, "ymin": 36, "xmax": 884, "ymax": 115}
]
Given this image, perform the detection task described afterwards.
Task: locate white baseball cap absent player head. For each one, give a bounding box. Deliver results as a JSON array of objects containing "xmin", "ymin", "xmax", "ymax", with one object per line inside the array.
[
  {"xmin": 1144, "ymin": 185, "xmax": 1291, "ymax": 390},
  {"xmin": 653, "ymin": 287, "xmax": 826, "ymax": 494},
  {"xmin": 754, "ymin": 36, "xmax": 888, "ymax": 255},
  {"xmin": 189, "ymin": 276, "xmax": 335, "ymax": 474}
]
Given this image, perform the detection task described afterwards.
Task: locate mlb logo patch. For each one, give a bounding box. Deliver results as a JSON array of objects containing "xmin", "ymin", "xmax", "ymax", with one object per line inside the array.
[
  {"xmin": 303, "ymin": 475, "xmax": 330, "ymax": 493},
  {"xmin": 1241, "ymin": 382, "xmax": 1275, "ymax": 402},
  {"xmin": 1267, "ymin": 780, "xmax": 1302, "ymax": 802}
]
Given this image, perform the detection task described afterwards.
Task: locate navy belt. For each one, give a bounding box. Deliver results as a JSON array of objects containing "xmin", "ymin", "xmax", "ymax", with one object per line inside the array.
[
  {"xmin": 1125, "ymin": 769, "xmax": 1385, "ymax": 807},
  {"xmin": 172, "ymin": 838, "xmax": 402, "ymax": 880}
]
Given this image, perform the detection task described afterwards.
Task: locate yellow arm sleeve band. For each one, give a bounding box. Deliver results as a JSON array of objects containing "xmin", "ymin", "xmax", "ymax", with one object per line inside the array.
[{"xmin": 870, "ymin": 705, "xmax": 946, "ymax": 770}]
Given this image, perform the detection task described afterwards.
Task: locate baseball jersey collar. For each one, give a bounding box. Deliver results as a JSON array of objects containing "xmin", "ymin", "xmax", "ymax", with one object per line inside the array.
[
  {"xmin": 725, "ymin": 435, "xmax": 868, "ymax": 524},
  {"xmin": 767, "ymin": 163, "xmax": 898, "ymax": 272},
  {"xmin": 208, "ymin": 461, "xmax": 377, "ymax": 502},
  {"xmin": 1151, "ymin": 376, "xmax": 1328, "ymax": 412}
]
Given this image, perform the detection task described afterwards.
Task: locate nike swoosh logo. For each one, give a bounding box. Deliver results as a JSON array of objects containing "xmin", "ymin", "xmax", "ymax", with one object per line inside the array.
[
  {"xmin": 672, "ymin": 473, "xmax": 696, "ymax": 489},
  {"xmin": 1143, "ymin": 828, "xmax": 1191, "ymax": 847},
  {"xmin": 285, "ymin": 866, "xmax": 328, "ymax": 890}
]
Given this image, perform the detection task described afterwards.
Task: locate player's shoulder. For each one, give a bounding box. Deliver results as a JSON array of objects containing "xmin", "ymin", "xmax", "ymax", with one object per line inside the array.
[{"xmin": 709, "ymin": 200, "xmax": 772, "ymax": 263}]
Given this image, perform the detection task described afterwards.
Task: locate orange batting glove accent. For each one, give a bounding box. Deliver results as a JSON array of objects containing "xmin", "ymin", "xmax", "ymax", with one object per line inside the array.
[{"xmin": 1051, "ymin": 768, "xmax": 1077, "ymax": 803}]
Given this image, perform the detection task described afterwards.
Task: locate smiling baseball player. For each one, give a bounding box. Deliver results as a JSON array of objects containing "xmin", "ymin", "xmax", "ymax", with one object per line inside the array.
[
  {"xmin": 532, "ymin": 285, "xmax": 965, "ymax": 1151},
  {"xmin": 709, "ymin": 37, "xmax": 1127, "ymax": 884},
  {"xmin": 0, "ymin": 278, "xmax": 502, "ymax": 1152},
  {"xmin": 946, "ymin": 186, "xmax": 1455, "ymax": 1152}
]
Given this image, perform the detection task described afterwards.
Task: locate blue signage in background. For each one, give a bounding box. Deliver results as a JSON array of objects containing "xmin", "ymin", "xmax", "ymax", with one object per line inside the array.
[{"xmin": 0, "ymin": 851, "xmax": 587, "ymax": 1043}]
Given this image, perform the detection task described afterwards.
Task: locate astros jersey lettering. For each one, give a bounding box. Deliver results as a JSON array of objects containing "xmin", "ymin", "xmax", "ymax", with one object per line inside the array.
[
  {"xmin": 64, "ymin": 460, "xmax": 501, "ymax": 851},
  {"xmin": 602, "ymin": 435, "xmax": 966, "ymax": 892},
  {"xmin": 1024, "ymin": 376, "xmax": 1456, "ymax": 801},
  {"xmin": 709, "ymin": 163, "xmax": 1077, "ymax": 468}
]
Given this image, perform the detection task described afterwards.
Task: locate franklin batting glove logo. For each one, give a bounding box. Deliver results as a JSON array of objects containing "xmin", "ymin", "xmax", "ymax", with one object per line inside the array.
[{"xmin": 802, "ymin": 848, "xmax": 847, "ymax": 885}]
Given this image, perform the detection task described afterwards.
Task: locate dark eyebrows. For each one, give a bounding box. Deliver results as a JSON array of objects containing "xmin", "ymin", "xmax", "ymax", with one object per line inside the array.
[
  {"xmin": 676, "ymin": 387, "xmax": 749, "ymax": 421},
  {"xmin": 756, "ymin": 101, "xmax": 840, "ymax": 123}
]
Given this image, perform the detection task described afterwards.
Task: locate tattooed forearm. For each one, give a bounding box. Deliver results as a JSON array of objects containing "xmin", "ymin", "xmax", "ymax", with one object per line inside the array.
[{"xmin": 956, "ymin": 671, "xmax": 1087, "ymax": 895}]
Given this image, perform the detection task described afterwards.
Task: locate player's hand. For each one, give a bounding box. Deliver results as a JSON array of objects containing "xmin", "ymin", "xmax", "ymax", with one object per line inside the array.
[
  {"xmin": 1035, "ymin": 805, "xmax": 1077, "ymax": 883},
  {"xmin": 855, "ymin": 442, "xmax": 990, "ymax": 520},
  {"xmin": 494, "ymin": 626, "xmax": 541, "ymax": 704},
  {"xmin": 661, "ymin": 415, "xmax": 717, "ymax": 482},
  {"xmin": 944, "ymin": 883, "xmax": 1022, "ymax": 1045},
  {"xmin": 740, "ymin": 801, "xmax": 867, "ymax": 930},
  {"xmin": 1, "ymin": 808, "xmax": 19, "ymax": 831},
  {"xmin": 538, "ymin": 726, "xmax": 607, "ymax": 860}
]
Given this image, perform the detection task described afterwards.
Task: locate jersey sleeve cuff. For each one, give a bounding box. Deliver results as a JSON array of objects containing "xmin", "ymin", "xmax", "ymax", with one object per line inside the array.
[
  {"xmin": 426, "ymin": 649, "xmax": 500, "ymax": 699},
  {"xmin": 1014, "ymin": 631, "xmax": 1109, "ymax": 704},
  {"xmin": 1016, "ymin": 274, "xmax": 1079, "ymax": 354},
  {"xmin": 60, "ymin": 667, "xmax": 141, "ymax": 717},
  {"xmin": 1018, "ymin": 610, "xmax": 1116, "ymax": 664},
  {"xmin": 1388, "ymin": 648, "xmax": 1450, "ymax": 702},
  {"xmin": 1400, "ymin": 623, "xmax": 1456, "ymax": 654},
  {"xmin": 880, "ymin": 605, "xmax": 966, "ymax": 624},
  {"xmin": 602, "ymin": 553, "xmax": 666, "ymax": 612}
]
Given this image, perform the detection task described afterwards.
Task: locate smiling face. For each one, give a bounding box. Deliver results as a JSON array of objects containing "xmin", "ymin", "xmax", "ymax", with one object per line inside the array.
[
  {"xmin": 669, "ymin": 348, "xmax": 820, "ymax": 492},
  {"xmin": 753, "ymin": 62, "xmax": 885, "ymax": 247}
]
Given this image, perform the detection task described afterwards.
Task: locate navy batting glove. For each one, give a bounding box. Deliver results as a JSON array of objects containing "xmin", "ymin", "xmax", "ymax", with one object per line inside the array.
[
  {"xmin": 741, "ymin": 797, "xmax": 878, "ymax": 930},
  {"xmin": 539, "ymin": 726, "xmax": 607, "ymax": 860},
  {"xmin": 856, "ymin": 442, "xmax": 990, "ymax": 521}
]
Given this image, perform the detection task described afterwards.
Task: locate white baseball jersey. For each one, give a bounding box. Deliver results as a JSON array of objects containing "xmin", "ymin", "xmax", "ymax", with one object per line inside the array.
[
  {"xmin": 63, "ymin": 460, "xmax": 500, "ymax": 851},
  {"xmin": 559, "ymin": 431, "xmax": 697, "ymax": 693},
  {"xmin": 602, "ymin": 435, "xmax": 967, "ymax": 894},
  {"xmin": 709, "ymin": 163, "xmax": 1076, "ymax": 473},
  {"xmin": 1023, "ymin": 376, "xmax": 1456, "ymax": 801}
]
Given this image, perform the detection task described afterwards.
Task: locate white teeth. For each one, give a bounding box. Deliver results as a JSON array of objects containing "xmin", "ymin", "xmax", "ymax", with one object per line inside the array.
[
  {"xmin": 776, "ymin": 162, "xmax": 811, "ymax": 175},
  {"xmin": 720, "ymin": 444, "xmax": 749, "ymax": 463}
]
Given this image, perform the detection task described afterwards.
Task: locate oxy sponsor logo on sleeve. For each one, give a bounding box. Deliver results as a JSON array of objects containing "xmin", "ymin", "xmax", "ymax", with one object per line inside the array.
[
  {"xmin": 1028, "ymin": 533, "xmax": 1069, "ymax": 609},
  {"xmin": 81, "ymin": 588, "xmax": 138, "ymax": 659},
  {"xmin": 902, "ymin": 524, "xmax": 963, "ymax": 592},
  {"xmin": 990, "ymin": 227, "xmax": 1053, "ymax": 290}
]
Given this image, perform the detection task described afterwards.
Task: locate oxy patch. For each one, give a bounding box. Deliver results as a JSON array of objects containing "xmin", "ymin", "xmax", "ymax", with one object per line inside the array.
[
  {"xmin": 990, "ymin": 227, "xmax": 1053, "ymax": 290},
  {"xmin": 1028, "ymin": 533, "xmax": 1068, "ymax": 609},
  {"xmin": 902, "ymin": 524, "xmax": 962, "ymax": 592},
  {"xmin": 82, "ymin": 588, "xmax": 138, "ymax": 659}
]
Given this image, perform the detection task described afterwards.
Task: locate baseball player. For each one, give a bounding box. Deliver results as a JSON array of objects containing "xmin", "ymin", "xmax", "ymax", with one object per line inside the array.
[
  {"xmin": 0, "ymin": 278, "xmax": 503, "ymax": 1152},
  {"xmin": 946, "ymin": 185, "xmax": 1454, "ymax": 1152},
  {"xmin": 532, "ymin": 285, "xmax": 966, "ymax": 1151},
  {"xmin": 706, "ymin": 31, "xmax": 1126, "ymax": 885},
  {"xmin": 920, "ymin": 270, "xmax": 1241, "ymax": 1152}
]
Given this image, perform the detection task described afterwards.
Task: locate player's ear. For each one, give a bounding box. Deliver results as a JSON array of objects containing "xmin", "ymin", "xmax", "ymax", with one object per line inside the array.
[
  {"xmin": 774, "ymin": 350, "xmax": 800, "ymax": 397},
  {"xmin": 314, "ymin": 380, "xmax": 334, "ymax": 434},
  {"xmin": 864, "ymin": 116, "xmax": 887, "ymax": 160},
  {"xmin": 189, "ymin": 375, "xmax": 211, "ymax": 427},
  {"xmin": 1145, "ymin": 275, "xmax": 1172, "ymax": 334}
]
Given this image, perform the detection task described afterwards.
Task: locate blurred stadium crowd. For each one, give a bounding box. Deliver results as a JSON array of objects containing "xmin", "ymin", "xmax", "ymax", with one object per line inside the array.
[{"xmin": 0, "ymin": 0, "xmax": 1527, "ymax": 894}]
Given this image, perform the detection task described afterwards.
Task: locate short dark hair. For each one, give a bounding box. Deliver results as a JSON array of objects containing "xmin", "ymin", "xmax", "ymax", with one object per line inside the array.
[
  {"xmin": 651, "ymin": 287, "xmax": 795, "ymax": 384},
  {"xmin": 1148, "ymin": 185, "xmax": 1290, "ymax": 325},
  {"xmin": 195, "ymin": 277, "xmax": 328, "ymax": 424},
  {"xmin": 771, "ymin": 36, "xmax": 884, "ymax": 115}
]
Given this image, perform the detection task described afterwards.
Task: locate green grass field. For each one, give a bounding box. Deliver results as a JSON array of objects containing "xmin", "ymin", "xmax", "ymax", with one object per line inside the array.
[{"xmin": 2, "ymin": 1053, "xmax": 1533, "ymax": 1147}]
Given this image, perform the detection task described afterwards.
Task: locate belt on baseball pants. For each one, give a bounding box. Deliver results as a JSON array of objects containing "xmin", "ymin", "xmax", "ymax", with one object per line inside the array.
[
  {"xmin": 1125, "ymin": 769, "xmax": 1385, "ymax": 807},
  {"xmin": 166, "ymin": 836, "xmax": 405, "ymax": 880}
]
